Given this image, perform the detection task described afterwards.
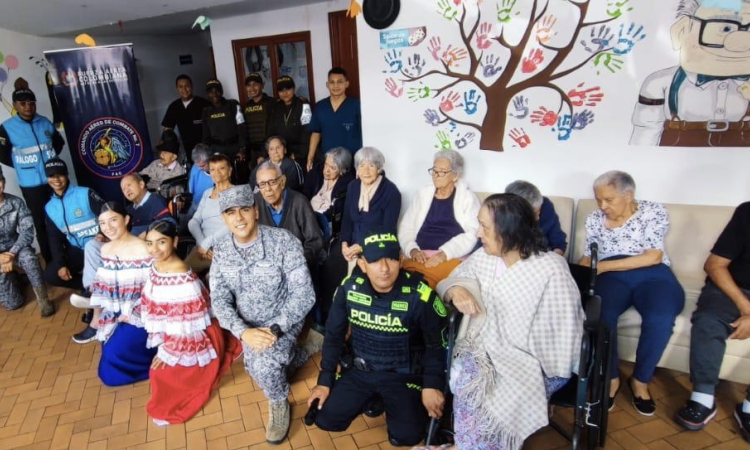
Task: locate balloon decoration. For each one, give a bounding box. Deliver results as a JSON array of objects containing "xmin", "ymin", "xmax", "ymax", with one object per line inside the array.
[
  {"xmin": 0, "ymin": 51, "xmax": 20, "ymax": 114},
  {"xmin": 5, "ymin": 55, "xmax": 18, "ymax": 70}
]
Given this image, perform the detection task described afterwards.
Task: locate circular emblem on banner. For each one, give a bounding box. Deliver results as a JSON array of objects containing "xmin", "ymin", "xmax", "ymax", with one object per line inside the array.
[{"xmin": 78, "ymin": 117, "xmax": 143, "ymax": 179}]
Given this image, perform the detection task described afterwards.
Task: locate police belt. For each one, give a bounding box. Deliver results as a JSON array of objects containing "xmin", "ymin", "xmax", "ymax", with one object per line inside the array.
[
  {"xmin": 347, "ymin": 351, "xmax": 425, "ymax": 375},
  {"xmin": 207, "ymin": 136, "xmax": 240, "ymax": 145}
]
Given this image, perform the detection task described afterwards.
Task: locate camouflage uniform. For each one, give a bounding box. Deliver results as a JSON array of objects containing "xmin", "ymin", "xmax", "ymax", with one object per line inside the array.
[
  {"xmin": 210, "ymin": 225, "xmax": 315, "ymax": 401},
  {"xmin": 0, "ymin": 193, "xmax": 45, "ymax": 310}
]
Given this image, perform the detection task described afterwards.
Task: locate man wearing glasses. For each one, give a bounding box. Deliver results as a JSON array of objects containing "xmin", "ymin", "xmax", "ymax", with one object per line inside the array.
[
  {"xmin": 0, "ymin": 88, "xmax": 66, "ymax": 263},
  {"xmin": 630, "ymin": 0, "xmax": 750, "ymax": 147}
]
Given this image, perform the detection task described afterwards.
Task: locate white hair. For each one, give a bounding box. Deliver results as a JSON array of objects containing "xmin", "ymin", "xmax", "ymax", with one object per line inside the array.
[
  {"xmin": 256, "ymin": 160, "xmax": 282, "ymax": 177},
  {"xmin": 505, "ymin": 180, "xmax": 543, "ymax": 210},
  {"xmin": 354, "ymin": 147, "xmax": 386, "ymax": 171},
  {"xmin": 433, "ymin": 149, "xmax": 465, "ymax": 177},
  {"xmin": 593, "ymin": 170, "xmax": 636, "ymax": 195}
]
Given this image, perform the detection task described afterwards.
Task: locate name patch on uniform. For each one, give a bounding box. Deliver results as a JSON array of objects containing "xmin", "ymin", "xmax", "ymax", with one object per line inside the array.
[
  {"xmin": 401, "ymin": 286, "xmax": 411, "ymax": 294},
  {"xmin": 244, "ymin": 105, "xmax": 263, "ymax": 113},
  {"xmin": 210, "ymin": 113, "xmax": 226, "ymax": 119},
  {"xmin": 347, "ymin": 291, "xmax": 372, "ymax": 306},
  {"xmin": 391, "ymin": 301, "xmax": 409, "ymax": 312}
]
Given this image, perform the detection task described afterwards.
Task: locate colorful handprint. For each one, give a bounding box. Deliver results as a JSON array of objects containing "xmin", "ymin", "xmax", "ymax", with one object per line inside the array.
[
  {"xmin": 496, "ymin": 0, "xmax": 519, "ymax": 23},
  {"xmin": 442, "ymin": 45, "xmax": 468, "ymax": 68},
  {"xmin": 606, "ymin": 0, "xmax": 634, "ymax": 19},
  {"xmin": 567, "ymin": 83, "xmax": 604, "ymax": 107},
  {"xmin": 428, "ymin": 37, "xmax": 442, "ymax": 62},
  {"xmin": 481, "ymin": 54, "xmax": 503, "ymax": 77},
  {"xmin": 556, "ymin": 115, "xmax": 573, "ymax": 141},
  {"xmin": 530, "ymin": 107, "xmax": 558, "ymax": 126},
  {"xmin": 593, "ymin": 52, "xmax": 624, "ymax": 74},
  {"xmin": 509, "ymin": 95, "xmax": 529, "ymax": 119},
  {"xmin": 405, "ymin": 54, "xmax": 426, "ymax": 77},
  {"xmin": 509, "ymin": 128, "xmax": 531, "ymax": 148},
  {"xmin": 613, "ymin": 23, "xmax": 646, "ymax": 55},
  {"xmin": 572, "ymin": 110, "xmax": 595, "ymax": 130},
  {"xmin": 407, "ymin": 85, "xmax": 433, "ymax": 102},
  {"xmin": 439, "ymin": 91, "xmax": 463, "ymax": 113},
  {"xmin": 521, "ymin": 48, "xmax": 544, "ymax": 73},
  {"xmin": 384, "ymin": 77, "xmax": 404, "ymax": 98},
  {"xmin": 463, "ymin": 90, "xmax": 482, "ymax": 115},
  {"xmin": 424, "ymin": 109, "xmax": 442, "ymax": 126},
  {"xmin": 580, "ymin": 25, "xmax": 614, "ymax": 54},
  {"xmin": 455, "ymin": 132, "xmax": 476, "ymax": 149},
  {"xmin": 535, "ymin": 15, "xmax": 557, "ymax": 44},
  {"xmin": 437, "ymin": 0, "xmax": 459, "ymax": 21},
  {"xmin": 436, "ymin": 130, "xmax": 453, "ymax": 149},
  {"xmin": 382, "ymin": 49, "xmax": 403, "ymax": 74},
  {"xmin": 476, "ymin": 22, "xmax": 494, "ymax": 50}
]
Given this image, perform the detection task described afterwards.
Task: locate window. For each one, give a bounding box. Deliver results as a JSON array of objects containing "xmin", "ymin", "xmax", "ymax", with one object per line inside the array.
[{"xmin": 231, "ymin": 31, "xmax": 315, "ymax": 105}]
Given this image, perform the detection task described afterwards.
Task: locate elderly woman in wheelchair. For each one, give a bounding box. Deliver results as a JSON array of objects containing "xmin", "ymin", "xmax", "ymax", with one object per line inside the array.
[{"xmin": 425, "ymin": 194, "xmax": 583, "ymax": 450}]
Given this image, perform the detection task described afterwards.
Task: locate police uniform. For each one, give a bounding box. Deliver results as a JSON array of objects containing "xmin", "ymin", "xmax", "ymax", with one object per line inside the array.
[
  {"xmin": 202, "ymin": 80, "xmax": 247, "ymax": 161},
  {"xmin": 267, "ymin": 76, "xmax": 312, "ymax": 168},
  {"xmin": 42, "ymin": 159, "xmax": 103, "ymax": 290},
  {"xmin": 0, "ymin": 88, "xmax": 65, "ymax": 262},
  {"xmin": 314, "ymin": 232, "xmax": 448, "ymax": 446},
  {"xmin": 242, "ymin": 73, "xmax": 276, "ymax": 165}
]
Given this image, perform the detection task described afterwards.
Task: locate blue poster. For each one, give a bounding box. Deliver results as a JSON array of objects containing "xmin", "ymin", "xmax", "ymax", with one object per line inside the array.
[
  {"xmin": 380, "ymin": 27, "xmax": 427, "ymax": 50},
  {"xmin": 44, "ymin": 44, "xmax": 152, "ymax": 201}
]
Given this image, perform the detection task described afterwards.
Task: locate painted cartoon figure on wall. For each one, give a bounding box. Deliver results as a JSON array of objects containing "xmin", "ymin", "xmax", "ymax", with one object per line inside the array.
[
  {"xmin": 630, "ymin": 0, "xmax": 750, "ymax": 147},
  {"xmin": 382, "ymin": 0, "xmax": 646, "ymax": 151}
]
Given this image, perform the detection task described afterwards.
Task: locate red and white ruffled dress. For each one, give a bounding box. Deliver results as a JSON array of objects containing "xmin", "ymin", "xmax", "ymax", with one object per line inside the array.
[{"xmin": 141, "ymin": 267, "xmax": 241, "ymax": 424}]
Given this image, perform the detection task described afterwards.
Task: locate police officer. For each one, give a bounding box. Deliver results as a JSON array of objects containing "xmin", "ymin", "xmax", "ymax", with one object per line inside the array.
[
  {"xmin": 43, "ymin": 158, "xmax": 104, "ymax": 291},
  {"xmin": 201, "ymin": 79, "xmax": 247, "ymax": 181},
  {"xmin": 0, "ymin": 87, "xmax": 66, "ymax": 263},
  {"xmin": 308, "ymin": 230, "xmax": 447, "ymax": 447},
  {"xmin": 242, "ymin": 72, "xmax": 275, "ymax": 167},
  {"xmin": 268, "ymin": 76, "xmax": 312, "ymax": 170}
]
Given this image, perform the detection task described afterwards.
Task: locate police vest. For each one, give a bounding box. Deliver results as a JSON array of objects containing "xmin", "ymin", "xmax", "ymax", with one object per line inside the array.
[
  {"xmin": 4, "ymin": 115, "xmax": 58, "ymax": 188},
  {"xmin": 45, "ymin": 186, "xmax": 99, "ymax": 250},
  {"xmin": 344, "ymin": 271, "xmax": 440, "ymax": 373}
]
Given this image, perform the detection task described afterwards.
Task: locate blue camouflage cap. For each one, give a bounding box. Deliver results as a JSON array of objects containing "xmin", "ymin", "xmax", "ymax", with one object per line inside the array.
[{"xmin": 218, "ymin": 185, "xmax": 255, "ymax": 212}]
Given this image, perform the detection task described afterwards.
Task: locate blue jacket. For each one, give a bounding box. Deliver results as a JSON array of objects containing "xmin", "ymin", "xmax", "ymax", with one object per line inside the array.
[
  {"xmin": 539, "ymin": 197, "xmax": 568, "ymax": 253},
  {"xmin": 45, "ymin": 186, "xmax": 100, "ymax": 250},
  {"xmin": 188, "ymin": 165, "xmax": 214, "ymax": 205},
  {"xmin": 1, "ymin": 115, "xmax": 59, "ymax": 187},
  {"xmin": 340, "ymin": 176, "xmax": 401, "ymax": 246}
]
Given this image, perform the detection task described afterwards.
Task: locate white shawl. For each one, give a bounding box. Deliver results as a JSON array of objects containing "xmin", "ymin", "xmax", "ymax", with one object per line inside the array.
[{"xmin": 437, "ymin": 250, "xmax": 584, "ymax": 450}]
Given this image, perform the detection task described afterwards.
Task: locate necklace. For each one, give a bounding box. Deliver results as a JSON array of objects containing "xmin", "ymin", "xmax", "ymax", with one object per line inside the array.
[{"xmin": 283, "ymin": 105, "xmax": 294, "ymax": 126}]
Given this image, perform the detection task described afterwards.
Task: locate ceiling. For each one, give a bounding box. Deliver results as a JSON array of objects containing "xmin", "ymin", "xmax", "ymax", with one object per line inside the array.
[{"xmin": 0, "ymin": 0, "xmax": 327, "ymax": 37}]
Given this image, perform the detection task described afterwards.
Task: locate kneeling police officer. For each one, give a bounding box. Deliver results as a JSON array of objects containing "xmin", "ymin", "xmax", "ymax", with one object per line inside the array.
[{"xmin": 308, "ymin": 230, "xmax": 447, "ymax": 446}]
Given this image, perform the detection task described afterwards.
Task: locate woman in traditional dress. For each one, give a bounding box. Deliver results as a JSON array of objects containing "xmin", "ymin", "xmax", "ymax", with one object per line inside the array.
[
  {"xmin": 91, "ymin": 201, "xmax": 156, "ymax": 386},
  {"xmin": 141, "ymin": 220, "xmax": 242, "ymax": 425},
  {"xmin": 418, "ymin": 193, "xmax": 584, "ymax": 450}
]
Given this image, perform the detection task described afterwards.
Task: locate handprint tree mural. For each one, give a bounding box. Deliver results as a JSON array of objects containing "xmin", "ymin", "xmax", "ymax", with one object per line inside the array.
[{"xmin": 382, "ymin": 0, "xmax": 645, "ymax": 151}]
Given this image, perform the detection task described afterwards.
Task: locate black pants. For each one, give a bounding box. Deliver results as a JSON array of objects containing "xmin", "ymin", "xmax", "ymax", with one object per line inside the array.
[
  {"xmin": 20, "ymin": 184, "xmax": 52, "ymax": 263},
  {"xmin": 315, "ymin": 241, "xmax": 348, "ymax": 328},
  {"xmin": 315, "ymin": 369, "xmax": 428, "ymax": 445},
  {"xmin": 43, "ymin": 246, "xmax": 84, "ymax": 290},
  {"xmin": 690, "ymin": 280, "xmax": 750, "ymax": 396}
]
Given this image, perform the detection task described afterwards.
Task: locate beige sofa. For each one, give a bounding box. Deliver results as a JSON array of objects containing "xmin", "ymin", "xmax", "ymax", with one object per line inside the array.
[
  {"xmin": 571, "ymin": 200, "xmax": 746, "ymax": 384},
  {"xmin": 475, "ymin": 192, "xmax": 745, "ymax": 383}
]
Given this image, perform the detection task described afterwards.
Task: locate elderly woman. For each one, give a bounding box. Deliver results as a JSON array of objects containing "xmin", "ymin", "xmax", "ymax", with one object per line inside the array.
[
  {"xmin": 505, "ymin": 180, "xmax": 567, "ymax": 255},
  {"xmin": 0, "ymin": 167, "xmax": 54, "ymax": 317},
  {"xmin": 340, "ymin": 147, "xmax": 401, "ymax": 263},
  {"xmin": 249, "ymin": 136, "xmax": 304, "ymax": 192},
  {"xmin": 429, "ymin": 194, "xmax": 583, "ymax": 450},
  {"xmin": 303, "ymin": 147, "xmax": 355, "ymax": 240},
  {"xmin": 579, "ymin": 171, "xmax": 684, "ymax": 416},
  {"xmin": 186, "ymin": 153, "xmax": 233, "ymax": 273},
  {"xmin": 188, "ymin": 144, "xmax": 214, "ymax": 209},
  {"xmin": 398, "ymin": 150, "xmax": 480, "ymax": 289}
]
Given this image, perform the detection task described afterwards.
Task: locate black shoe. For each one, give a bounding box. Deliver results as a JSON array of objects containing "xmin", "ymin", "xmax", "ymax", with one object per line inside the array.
[
  {"xmin": 81, "ymin": 309, "xmax": 94, "ymax": 324},
  {"xmin": 72, "ymin": 326, "xmax": 97, "ymax": 344},
  {"xmin": 676, "ymin": 400, "xmax": 717, "ymax": 431},
  {"xmin": 364, "ymin": 395, "xmax": 385, "ymax": 418},
  {"xmin": 629, "ymin": 378, "xmax": 656, "ymax": 416},
  {"xmin": 734, "ymin": 404, "xmax": 750, "ymax": 442},
  {"xmin": 608, "ymin": 383, "xmax": 621, "ymax": 411}
]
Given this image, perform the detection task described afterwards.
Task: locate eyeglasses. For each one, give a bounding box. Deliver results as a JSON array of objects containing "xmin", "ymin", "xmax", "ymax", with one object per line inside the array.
[
  {"xmin": 428, "ymin": 168, "xmax": 452, "ymax": 177},
  {"xmin": 691, "ymin": 16, "xmax": 750, "ymax": 48},
  {"xmin": 17, "ymin": 101, "xmax": 36, "ymax": 107},
  {"xmin": 257, "ymin": 175, "xmax": 283, "ymax": 189}
]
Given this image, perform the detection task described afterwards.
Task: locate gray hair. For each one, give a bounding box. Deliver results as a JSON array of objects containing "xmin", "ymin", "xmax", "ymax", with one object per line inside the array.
[
  {"xmin": 256, "ymin": 160, "xmax": 282, "ymax": 177},
  {"xmin": 264, "ymin": 135, "xmax": 287, "ymax": 152},
  {"xmin": 191, "ymin": 144, "xmax": 210, "ymax": 163},
  {"xmin": 593, "ymin": 170, "xmax": 636, "ymax": 194},
  {"xmin": 325, "ymin": 147, "xmax": 353, "ymax": 175},
  {"xmin": 505, "ymin": 180, "xmax": 543, "ymax": 210},
  {"xmin": 354, "ymin": 147, "xmax": 385, "ymax": 172},
  {"xmin": 433, "ymin": 149, "xmax": 464, "ymax": 177}
]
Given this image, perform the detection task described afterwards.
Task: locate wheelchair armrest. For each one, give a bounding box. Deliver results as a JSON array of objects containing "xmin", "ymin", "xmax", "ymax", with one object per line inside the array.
[{"xmin": 160, "ymin": 173, "xmax": 189, "ymax": 189}]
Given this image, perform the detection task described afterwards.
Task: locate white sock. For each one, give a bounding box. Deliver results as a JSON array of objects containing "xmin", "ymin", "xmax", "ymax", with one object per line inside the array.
[
  {"xmin": 691, "ymin": 392, "xmax": 714, "ymax": 409},
  {"xmin": 743, "ymin": 399, "xmax": 750, "ymax": 414}
]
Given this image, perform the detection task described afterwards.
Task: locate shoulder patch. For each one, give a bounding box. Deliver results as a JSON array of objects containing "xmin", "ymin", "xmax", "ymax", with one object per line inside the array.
[
  {"xmin": 416, "ymin": 281, "xmax": 432, "ymax": 302},
  {"xmin": 401, "ymin": 286, "xmax": 411, "ymax": 294},
  {"xmin": 433, "ymin": 297, "xmax": 447, "ymax": 317}
]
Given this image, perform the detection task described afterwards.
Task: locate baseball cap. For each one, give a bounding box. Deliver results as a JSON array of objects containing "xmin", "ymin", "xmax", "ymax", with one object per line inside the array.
[
  {"xmin": 361, "ymin": 230, "xmax": 400, "ymax": 262},
  {"xmin": 12, "ymin": 89, "xmax": 36, "ymax": 102},
  {"xmin": 276, "ymin": 76, "xmax": 295, "ymax": 91},
  {"xmin": 206, "ymin": 79, "xmax": 223, "ymax": 92},
  {"xmin": 218, "ymin": 185, "xmax": 255, "ymax": 212},
  {"xmin": 45, "ymin": 158, "xmax": 68, "ymax": 177},
  {"xmin": 244, "ymin": 73, "xmax": 263, "ymax": 85}
]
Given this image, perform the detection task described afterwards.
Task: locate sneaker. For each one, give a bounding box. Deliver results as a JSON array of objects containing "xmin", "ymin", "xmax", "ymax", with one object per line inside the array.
[
  {"xmin": 302, "ymin": 329, "xmax": 324, "ymax": 357},
  {"xmin": 70, "ymin": 291, "xmax": 92, "ymax": 308},
  {"xmin": 676, "ymin": 400, "xmax": 717, "ymax": 431},
  {"xmin": 734, "ymin": 404, "xmax": 750, "ymax": 442},
  {"xmin": 266, "ymin": 399, "xmax": 290, "ymax": 444},
  {"xmin": 72, "ymin": 326, "xmax": 98, "ymax": 344}
]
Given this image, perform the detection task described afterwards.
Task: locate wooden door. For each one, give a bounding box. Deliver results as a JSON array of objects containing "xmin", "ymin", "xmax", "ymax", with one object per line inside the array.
[{"xmin": 328, "ymin": 10, "xmax": 360, "ymax": 99}]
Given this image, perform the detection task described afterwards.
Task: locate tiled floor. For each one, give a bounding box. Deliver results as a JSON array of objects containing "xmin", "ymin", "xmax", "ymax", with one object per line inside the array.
[{"xmin": 2, "ymin": 285, "xmax": 750, "ymax": 450}]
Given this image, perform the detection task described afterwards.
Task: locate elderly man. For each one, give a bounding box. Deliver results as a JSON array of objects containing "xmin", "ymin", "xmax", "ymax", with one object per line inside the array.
[
  {"xmin": 188, "ymin": 144, "xmax": 213, "ymax": 209},
  {"xmin": 676, "ymin": 201, "xmax": 750, "ymax": 437},
  {"xmin": 254, "ymin": 161, "xmax": 324, "ymax": 268},
  {"xmin": 630, "ymin": 0, "xmax": 750, "ymax": 146},
  {"xmin": 210, "ymin": 184, "xmax": 315, "ymax": 444},
  {"xmin": 308, "ymin": 229, "xmax": 447, "ymax": 447},
  {"xmin": 121, "ymin": 173, "xmax": 171, "ymax": 237},
  {"xmin": 0, "ymin": 165, "xmax": 54, "ymax": 317},
  {"xmin": 0, "ymin": 87, "xmax": 66, "ymax": 263}
]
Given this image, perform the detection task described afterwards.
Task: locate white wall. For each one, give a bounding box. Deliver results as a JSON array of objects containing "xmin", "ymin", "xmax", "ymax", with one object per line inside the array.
[
  {"xmin": 210, "ymin": 0, "xmax": 349, "ymax": 103},
  {"xmin": 356, "ymin": 0, "xmax": 750, "ymax": 208}
]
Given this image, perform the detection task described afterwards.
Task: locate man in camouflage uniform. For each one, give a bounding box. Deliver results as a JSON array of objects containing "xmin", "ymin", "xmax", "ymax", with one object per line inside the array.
[
  {"xmin": 0, "ymin": 165, "xmax": 54, "ymax": 316},
  {"xmin": 210, "ymin": 184, "xmax": 315, "ymax": 445}
]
